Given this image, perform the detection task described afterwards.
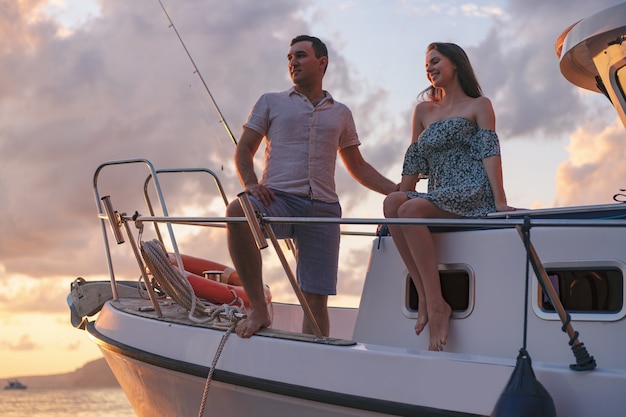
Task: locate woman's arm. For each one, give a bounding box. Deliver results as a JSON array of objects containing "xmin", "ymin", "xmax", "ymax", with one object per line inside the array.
[
  {"xmin": 482, "ymin": 155, "xmax": 513, "ymax": 211},
  {"xmin": 474, "ymin": 97, "xmax": 515, "ymax": 211},
  {"xmin": 399, "ymin": 174, "xmax": 419, "ymax": 192},
  {"xmin": 399, "ymin": 103, "xmax": 429, "ymax": 192}
]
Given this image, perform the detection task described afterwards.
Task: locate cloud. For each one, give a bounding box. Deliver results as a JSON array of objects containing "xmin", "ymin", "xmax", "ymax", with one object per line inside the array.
[
  {"xmin": 0, "ymin": 275, "xmax": 72, "ymax": 313},
  {"xmin": 460, "ymin": 3, "xmax": 509, "ymax": 19},
  {"xmin": 555, "ymin": 117, "xmax": 626, "ymax": 206},
  {"xmin": 65, "ymin": 340, "xmax": 82, "ymax": 351},
  {"xmin": 467, "ymin": 0, "xmax": 623, "ymax": 140},
  {"xmin": 0, "ymin": 334, "xmax": 41, "ymax": 351}
]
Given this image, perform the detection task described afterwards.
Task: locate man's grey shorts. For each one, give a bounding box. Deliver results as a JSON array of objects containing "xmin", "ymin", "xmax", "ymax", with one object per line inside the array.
[{"xmin": 248, "ymin": 189, "xmax": 341, "ymax": 295}]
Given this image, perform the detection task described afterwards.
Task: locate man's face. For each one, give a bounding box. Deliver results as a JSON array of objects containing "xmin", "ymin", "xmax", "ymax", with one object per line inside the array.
[{"xmin": 287, "ymin": 41, "xmax": 326, "ymax": 85}]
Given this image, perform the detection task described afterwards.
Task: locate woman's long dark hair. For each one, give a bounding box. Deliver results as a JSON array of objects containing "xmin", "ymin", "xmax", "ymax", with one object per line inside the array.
[{"xmin": 419, "ymin": 42, "xmax": 483, "ymax": 102}]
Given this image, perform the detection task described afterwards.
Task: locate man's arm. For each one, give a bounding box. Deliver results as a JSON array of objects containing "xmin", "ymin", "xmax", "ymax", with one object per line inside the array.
[
  {"xmin": 339, "ymin": 145, "xmax": 396, "ymax": 195},
  {"xmin": 234, "ymin": 127, "xmax": 275, "ymax": 205}
]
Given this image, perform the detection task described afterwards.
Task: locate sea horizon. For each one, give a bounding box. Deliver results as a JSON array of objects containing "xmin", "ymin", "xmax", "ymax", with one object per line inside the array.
[
  {"xmin": 0, "ymin": 386, "xmax": 136, "ymax": 417},
  {"xmin": 1, "ymin": 357, "xmax": 118, "ymax": 391}
]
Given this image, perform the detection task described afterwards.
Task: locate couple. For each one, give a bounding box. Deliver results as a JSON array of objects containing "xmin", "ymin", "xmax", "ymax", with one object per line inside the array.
[{"xmin": 226, "ymin": 35, "xmax": 513, "ymax": 351}]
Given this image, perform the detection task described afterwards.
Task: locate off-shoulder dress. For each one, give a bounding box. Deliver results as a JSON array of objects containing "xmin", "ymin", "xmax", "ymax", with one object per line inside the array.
[{"xmin": 402, "ymin": 117, "xmax": 501, "ymax": 217}]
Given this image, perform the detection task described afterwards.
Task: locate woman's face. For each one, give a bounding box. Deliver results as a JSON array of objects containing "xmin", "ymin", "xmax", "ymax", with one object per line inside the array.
[{"xmin": 425, "ymin": 49, "xmax": 455, "ymax": 88}]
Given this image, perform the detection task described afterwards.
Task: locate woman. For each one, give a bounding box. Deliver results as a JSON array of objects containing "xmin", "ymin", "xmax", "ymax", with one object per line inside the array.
[{"xmin": 383, "ymin": 42, "xmax": 514, "ymax": 352}]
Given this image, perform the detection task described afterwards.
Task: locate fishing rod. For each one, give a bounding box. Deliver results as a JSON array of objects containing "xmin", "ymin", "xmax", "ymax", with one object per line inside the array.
[{"xmin": 157, "ymin": 0, "xmax": 237, "ymax": 145}]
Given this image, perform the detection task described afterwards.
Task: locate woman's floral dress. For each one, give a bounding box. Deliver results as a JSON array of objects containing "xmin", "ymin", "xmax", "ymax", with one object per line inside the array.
[{"xmin": 402, "ymin": 117, "xmax": 501, "ymax": 217}]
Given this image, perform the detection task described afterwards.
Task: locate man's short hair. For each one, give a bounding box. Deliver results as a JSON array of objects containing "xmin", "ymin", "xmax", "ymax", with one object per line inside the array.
[{"xmin": 291, "ymin": 35, "xmax": 328, "ymax": 60}]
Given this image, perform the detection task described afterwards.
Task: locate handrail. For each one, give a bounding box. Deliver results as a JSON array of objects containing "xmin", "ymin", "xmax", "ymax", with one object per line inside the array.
[
  {"xmin": 93, "ymin": 159, "xmax": 186, "ymax": 299},
  {"xmin": 142, "ymin": 167, "xmax": 230, "ymax": 245},
  {"xmin": 122, "ymin": 214, "xmax": 626, "ymax": 228}
]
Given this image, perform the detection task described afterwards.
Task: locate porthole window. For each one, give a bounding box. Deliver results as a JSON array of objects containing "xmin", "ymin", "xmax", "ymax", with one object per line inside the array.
[
  {"xmin": 535, "ymin": 261, "xmax": 626, "ymax": 321},
  {"xmin": 404, "ymin": 264, "xmax": 474, "ymax": 319}
]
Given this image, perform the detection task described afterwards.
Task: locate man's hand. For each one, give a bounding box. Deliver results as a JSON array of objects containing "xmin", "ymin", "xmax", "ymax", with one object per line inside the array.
[{"xmin": 245, "ymin": 183, "xmax": 275, "ymax": 206}]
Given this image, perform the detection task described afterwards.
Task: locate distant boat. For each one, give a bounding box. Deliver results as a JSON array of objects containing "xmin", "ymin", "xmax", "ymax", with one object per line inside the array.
[{"xmin": 4, "ymin": 380, "xmax": 27, "ymax": 390}]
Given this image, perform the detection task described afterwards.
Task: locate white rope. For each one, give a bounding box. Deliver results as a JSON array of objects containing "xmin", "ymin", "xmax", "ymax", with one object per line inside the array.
[
  {"xmin": 197, "ymin": 320, "xmax": 238, "ymax": 417},
  {"xmin": 141, "ymin": 239, "xmax": 205, "ymax": 320}
]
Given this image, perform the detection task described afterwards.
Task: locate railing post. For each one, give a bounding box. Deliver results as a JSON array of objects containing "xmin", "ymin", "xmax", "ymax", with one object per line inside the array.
[{"xmin": 516, "ymin": 224, "xmax": 596, "ymax": 371}]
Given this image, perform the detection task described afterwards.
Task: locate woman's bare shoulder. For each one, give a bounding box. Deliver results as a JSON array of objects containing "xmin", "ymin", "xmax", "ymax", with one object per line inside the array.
[
  {"xmin": 471, "ymin": 96, "xmax": 495, "ymax": 129},
  {"xmin": 411, "ymin": 102, "xmax": 436, "ymax": 141},
  {"xmin": 413, "ymin": 101, "xmax": 438, "ymax": 124},
  {"xmin": 472, "ymin": 96, "xmax": 493, "ymax": 110}
]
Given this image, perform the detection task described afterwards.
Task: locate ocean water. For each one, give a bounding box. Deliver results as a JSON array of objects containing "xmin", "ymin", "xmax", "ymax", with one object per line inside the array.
[{"xmin": 0, "ymin": 387, "xmax": 136, "ymax": 417}]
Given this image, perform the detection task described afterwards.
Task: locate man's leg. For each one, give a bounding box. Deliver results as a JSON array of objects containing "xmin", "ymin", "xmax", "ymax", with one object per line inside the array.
[
  {"xmin": 295, "ymin": 199, "xmax": 341, "ymax": 338},
  {"xmin": 301, "ymin": 292, "xmax": 329, "ymax": 336},
  {"xmin": 226, "ymin": 200, "xmax": 271, "ymax": 337}
]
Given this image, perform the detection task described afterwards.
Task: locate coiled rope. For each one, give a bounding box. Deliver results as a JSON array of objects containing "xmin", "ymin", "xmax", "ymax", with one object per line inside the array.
[
  {"xmin": 141, "ymin": 239, "xmax": 207, "ymax": 319},
  {"xmin": 140, "ymin": 239, "xmax": 244, "ymax": 417}
]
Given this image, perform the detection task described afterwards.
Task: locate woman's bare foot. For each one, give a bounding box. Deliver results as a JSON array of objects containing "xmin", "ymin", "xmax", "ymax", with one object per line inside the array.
[
  {"xmin": 427, "ymin": 303, "xmax": 452, "ymax": 351},
  {"xmin": 236, "ymin": 308, "xmax": 271, "ymax": 338},
  {"xmin": 415, "ymin": 300, "xmax": 429, "ymax": 335}
]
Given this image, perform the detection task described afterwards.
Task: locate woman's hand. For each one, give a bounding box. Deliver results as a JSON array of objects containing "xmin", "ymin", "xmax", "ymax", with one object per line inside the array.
[{"xmin": 496, "ymin": 202, "xmax": 522, "ymax": 212}]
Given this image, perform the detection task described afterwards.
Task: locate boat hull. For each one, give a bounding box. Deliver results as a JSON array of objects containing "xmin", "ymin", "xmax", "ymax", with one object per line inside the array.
[
  {"xmin": 87, "ymin": 298, "xmax": 626, "ymax": 417},
  {"xmin": 98, "ymin": 346, "xmax": 450, "ymax": 417},
  {"xmin": 89, "ymin": 300, "xmax": 509, "ymax": 417}
]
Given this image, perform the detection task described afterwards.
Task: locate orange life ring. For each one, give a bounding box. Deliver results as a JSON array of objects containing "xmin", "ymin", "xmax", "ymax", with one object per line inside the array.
[
  {"xmin": 168, "ymin": 253, "xmax": 271, "ymax": 308},
  {"xmin": 169, "ymin": 253, "xmax": 242, "ymax": 286},
  {"xmin": 185, "ymin": 271, "xmax": 251, "ymax": 307}
]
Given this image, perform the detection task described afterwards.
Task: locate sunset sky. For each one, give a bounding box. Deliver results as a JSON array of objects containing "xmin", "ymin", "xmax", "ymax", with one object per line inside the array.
[{"xmin": 1, "ymin": 0, "xmax": 626, "ymax": 379}]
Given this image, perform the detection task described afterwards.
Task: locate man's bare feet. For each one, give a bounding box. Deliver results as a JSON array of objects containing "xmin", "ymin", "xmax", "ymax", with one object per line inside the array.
[
  {"xmin": 427, "ymin": 303, "xmax": 452, "ymax": 351},
  {"xmin": 236, "ymin": 308, "xmax": 271, "ymax": 338}
]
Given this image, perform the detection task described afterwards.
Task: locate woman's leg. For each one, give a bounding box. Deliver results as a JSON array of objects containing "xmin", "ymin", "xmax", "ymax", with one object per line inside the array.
[
  {"xmin": 383, "ymin": 192, "xmax": 429, "ymax": 335},
  {"xmin": 397, "ymin": 198, "xmax": 457, "ymax": 351}
]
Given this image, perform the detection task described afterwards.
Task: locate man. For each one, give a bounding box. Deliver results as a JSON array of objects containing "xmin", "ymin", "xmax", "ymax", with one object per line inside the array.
[{"xmin": 226, "ymin": 35, "xmax": 396, "ymax": 338}]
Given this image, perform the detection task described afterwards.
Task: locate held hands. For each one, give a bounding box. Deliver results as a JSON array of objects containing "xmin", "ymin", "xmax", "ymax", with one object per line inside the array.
[{"xmin": 245, "ymin": 183, "xmax": 275, "ymax": 206}]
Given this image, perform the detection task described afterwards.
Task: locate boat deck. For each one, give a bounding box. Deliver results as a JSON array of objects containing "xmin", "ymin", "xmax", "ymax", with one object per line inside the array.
[{"xmin": 110, "ymin": 298, "xmax": 356, "ymax": 346}]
